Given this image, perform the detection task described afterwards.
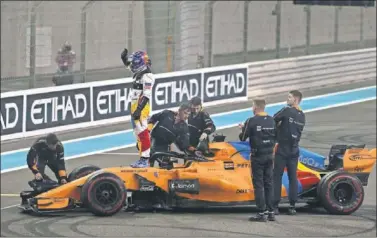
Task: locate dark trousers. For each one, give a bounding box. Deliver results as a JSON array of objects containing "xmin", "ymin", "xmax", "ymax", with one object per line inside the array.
[
  {"xmin": 36, "ymin": 159, "xmax": 62, "ymax": 183},
  {"xmin": 150, "ymin": 137, "xmax": 170, "ymax": 167},
  {"xmin": 272, "ymin": 153, "xmax": 299, "ymax": 208},
  {"xmin": 251, "ymin": 155, "xmax": 274, "ymax": 212}
]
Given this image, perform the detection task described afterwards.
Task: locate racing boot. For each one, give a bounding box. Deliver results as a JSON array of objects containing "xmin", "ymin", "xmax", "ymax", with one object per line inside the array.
[
  {"xmin": 130, "ymin": 157, "xmax": 150, "ymax": 168},
  {"xmin": 248, "ymin": 212, "xmax": 267, "ymax": 222}
]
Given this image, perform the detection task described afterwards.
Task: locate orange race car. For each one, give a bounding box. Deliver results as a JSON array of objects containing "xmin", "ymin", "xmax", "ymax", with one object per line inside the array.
[{"xmin": 18, "ymin": 135, "xmax": 376, "ymax": 217}]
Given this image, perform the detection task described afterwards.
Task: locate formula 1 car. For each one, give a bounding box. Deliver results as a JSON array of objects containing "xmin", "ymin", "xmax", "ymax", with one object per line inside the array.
[{"xmin": 19, "ymin": 134, "xmax": 376, "ymax": 217}]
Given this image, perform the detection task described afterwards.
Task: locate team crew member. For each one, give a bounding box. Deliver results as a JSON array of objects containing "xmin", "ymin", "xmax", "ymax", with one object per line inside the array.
[
  {"xmin": 188, "ymin": 97, "xmax": 216, "ymax": 151},
  {"xmin": 147, "ymin": 103, "xmax": 194, "ymax": 167},
  {"xmin": 26, "ymin": 133, "xmax": 67, "ymax": 184},
  {"xmin": 272, "ymin": 90, "xmax": 306, "ymax": 215},
  {"xmin": 121, "ymin": 49, "xmax": 155, "ymax": 168},
  {"xmin": 239, "ymin": 99, "xmax": 277, "ymax": 222}
]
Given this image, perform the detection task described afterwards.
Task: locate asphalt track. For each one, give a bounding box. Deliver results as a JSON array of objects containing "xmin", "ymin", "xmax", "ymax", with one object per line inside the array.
[{"xmin": 1, "ymin": 81, "xmax": 376, "ymax": 237}]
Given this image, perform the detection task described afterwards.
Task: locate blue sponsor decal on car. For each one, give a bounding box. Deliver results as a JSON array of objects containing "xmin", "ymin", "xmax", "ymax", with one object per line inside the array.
[{"xmin": 299, "ymin": 148, "xmax": 326, "ymax": 170}]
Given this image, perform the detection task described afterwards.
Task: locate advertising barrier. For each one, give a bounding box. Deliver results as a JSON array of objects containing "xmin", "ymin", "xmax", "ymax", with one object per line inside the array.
[
  {"xmin": 1, "ymin": 64, "xmax": 249, "ymax": 141},
  {"xmin": 2, "ymin": 48, "xmax": 375, "ymax": 142}
]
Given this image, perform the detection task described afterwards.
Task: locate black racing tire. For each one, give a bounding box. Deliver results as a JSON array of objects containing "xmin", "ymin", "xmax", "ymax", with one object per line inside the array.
[
  {"xmin": 81, "ymin": 171, "xmax": 126, "ymax": 216},
  {"xmin": 317, "ymin": 170, "xmax": 364, "ymax": 215},
  {"xmin": 67, "ymin": 165, "xmax": 101, "ymax": 182}
]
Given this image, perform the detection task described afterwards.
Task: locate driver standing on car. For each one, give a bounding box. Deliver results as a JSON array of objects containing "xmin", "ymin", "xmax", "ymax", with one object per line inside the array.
[
  {"xmin": 188, "ymin": 96, "xmax": 216, "ymax": 153},
  {"xmin": 121, "ymin": 48, "xmax": 154, "ymax": 168},
  {"xmin": 147, "ymin": 103, "xmax": 196, "ymax": 167},
  {"xmin": 26, "ymin": 133, "xmax": 68, "ymax": 185},
  {"xmin": 272, "ymin": 90, "xmax": 306, "ymax": 216},
  {"xmin": 239, "ymin": 98, "xmax": 276, "ymax": 222}
]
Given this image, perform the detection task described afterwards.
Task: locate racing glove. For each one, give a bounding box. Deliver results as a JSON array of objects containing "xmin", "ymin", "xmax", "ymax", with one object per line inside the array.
[
  {"xmin": 121, "ymin": 48, "xmax": 129, "ymax": 66},
  {"xmin": 132, "ymin": 96, "xmax": 149, "ymax": 120}
]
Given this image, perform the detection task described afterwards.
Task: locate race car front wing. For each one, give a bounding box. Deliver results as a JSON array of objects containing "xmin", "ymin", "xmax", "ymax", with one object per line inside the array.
[{"xmin": 19, "ymin": 196, "xmax": 79, "ymax": 215}]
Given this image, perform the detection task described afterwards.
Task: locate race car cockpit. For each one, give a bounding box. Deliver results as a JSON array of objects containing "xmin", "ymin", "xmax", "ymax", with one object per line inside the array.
[{"xmin": 150, "ymin": 133, "xmax": 230, "ymax": 170}]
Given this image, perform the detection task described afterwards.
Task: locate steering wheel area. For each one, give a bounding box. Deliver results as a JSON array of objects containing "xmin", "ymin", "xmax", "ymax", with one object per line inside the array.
[{"xmin": 150, "ymin": 151, "xmax": 212, "ymax": 169}]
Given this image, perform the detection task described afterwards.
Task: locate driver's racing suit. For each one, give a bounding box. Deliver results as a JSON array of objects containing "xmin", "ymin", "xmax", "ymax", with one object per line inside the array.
[
  {"xmin": 26, "ymin": 137, "xmax": 67, "ymax": 184},
  {"xmin": 129, "ymin": 67, "xmax": 155, "ymax": 167}
]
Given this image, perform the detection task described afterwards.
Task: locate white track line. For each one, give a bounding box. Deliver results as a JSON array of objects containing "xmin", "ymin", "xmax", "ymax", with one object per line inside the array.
[
  {"xmin": 1, "ymin": 144, "xmax": 136, "ymax": 174},
  {"xmin": 1, "ymin": 129, "xmax": 135, "ymax": 155},
  {"xmin": 1, "ymin": 204, "xmax": 18, "ymax": 210},
  {"xmin": 99, "ymin": 152, "xmax": 140, "ymax": 156}
]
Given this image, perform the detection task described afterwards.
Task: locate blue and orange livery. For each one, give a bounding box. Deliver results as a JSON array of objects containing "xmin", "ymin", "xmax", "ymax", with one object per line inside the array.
[{"xmin": 19, "ymin": 136, "xmax": 376, "ymax": 217}]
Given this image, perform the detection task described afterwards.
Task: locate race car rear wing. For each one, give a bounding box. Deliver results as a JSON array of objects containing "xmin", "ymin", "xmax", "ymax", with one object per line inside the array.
[
  {"xmin": 327, "ymin": 144, "xmax": 365, "ymax": 171},
  {"xmin": 342, "ymin": 147, "xmax": 376, "ymax": 186}
]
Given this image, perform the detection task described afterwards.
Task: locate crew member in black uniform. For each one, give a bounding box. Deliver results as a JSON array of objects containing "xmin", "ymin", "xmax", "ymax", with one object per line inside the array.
[
  {"xmin": 239, "ymin": 98, "xmax": 276, "ymax": 222},
  {"xmin": 147, "ymin": 103, "xmax": 195, "ymax": 167},
  {"xmin": 272, "ymin": 90, "xmax": 306, "ymax": 215},
  {"xmin": 188, "ymin": 96, "xmax": 216, "ymax": 152},
  {"xmin": 26, "ymin": 133, "xmax": 68, "ymax": 184}
]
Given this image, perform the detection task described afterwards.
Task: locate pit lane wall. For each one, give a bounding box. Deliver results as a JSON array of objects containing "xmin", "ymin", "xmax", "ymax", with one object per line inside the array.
[{"xmin": 1, "ymin": 48, "xmax": 376, "ymax": 142}]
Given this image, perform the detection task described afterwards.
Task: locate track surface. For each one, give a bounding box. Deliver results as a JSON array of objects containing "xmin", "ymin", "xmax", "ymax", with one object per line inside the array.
[{"xmin": 1, "ymin": 83, "xmax": 376, "ymax": 237}]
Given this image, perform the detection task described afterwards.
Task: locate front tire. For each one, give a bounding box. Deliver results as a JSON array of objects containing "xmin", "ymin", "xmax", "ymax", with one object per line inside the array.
[
  {"xmin": 68, "ymin": 165, "xmax": 101, "ymax": 182},
  {"xmin": 317, "ymin": 171, "xmax": 364, "ymax": 215},
  {"xmin": 81, "ymin": 171, "xmax": 126, "ymax": 216}
]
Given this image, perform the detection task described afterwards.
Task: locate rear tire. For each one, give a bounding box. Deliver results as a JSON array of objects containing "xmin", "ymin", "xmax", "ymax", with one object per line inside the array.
[
  {"xmin": 81, "ymin": 171, "xmax": 126, "ymax": 216},
  {"xmin": 68, "ymin": 165, "xmax": 101, "ymax": 182},
  {"xmin": 317, "ymin": 171, "xmax": 364, "ymax": 215}
]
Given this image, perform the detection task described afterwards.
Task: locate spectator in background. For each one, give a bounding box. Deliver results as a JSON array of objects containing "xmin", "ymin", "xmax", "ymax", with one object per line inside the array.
[{"xmin": 55, "ymin": 41, "xmax": 76, "ymax": 73}]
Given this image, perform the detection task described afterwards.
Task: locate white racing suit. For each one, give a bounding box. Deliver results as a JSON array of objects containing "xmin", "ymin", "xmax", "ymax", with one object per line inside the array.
[{"xmin": 129, "ymin": 69, "xmax": 155, "ymax": 166}]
